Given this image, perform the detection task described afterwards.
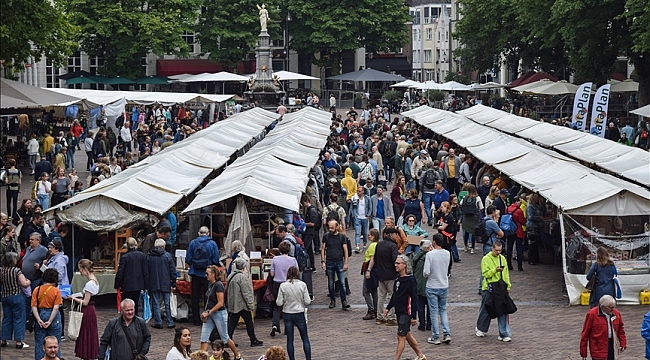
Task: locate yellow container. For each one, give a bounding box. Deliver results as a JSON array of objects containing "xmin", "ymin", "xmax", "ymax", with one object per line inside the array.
[
  {"xmin": 581, "ymin": 291, "xmax": 591, "ymax": 306},
  {"xmin": 640, "ymin": 290, "xmax": 650, "ymax": 305}
]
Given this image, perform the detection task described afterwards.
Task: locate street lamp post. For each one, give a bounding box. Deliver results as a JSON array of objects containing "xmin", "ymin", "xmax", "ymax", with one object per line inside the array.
[{"xmin": 285, "ymin": 11, "xmax": 291, "ymax": 71}]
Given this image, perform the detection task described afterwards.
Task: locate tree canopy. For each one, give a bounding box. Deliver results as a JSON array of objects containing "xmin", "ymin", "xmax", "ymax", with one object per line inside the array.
[
  {"xmin": 63, "ymin": 0, "xmax": 201, "ymax": 78},
  {"xmin": 455, "ymin": 0, "xmax": 650, "ymax": 105},
  {"xmin": 0, "ymin": 0, "xmax": 78, "ymax": 71}
]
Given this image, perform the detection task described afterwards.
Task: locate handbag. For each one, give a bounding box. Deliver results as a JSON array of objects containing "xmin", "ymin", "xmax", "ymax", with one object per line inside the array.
[
  {"xmin": 67, "ymin": 300, "xmax": 84, "ymax": 340},
  {"xmin": 142, "ymin": 291, "xmax": 152, "ymax": 323},
  {"xmin": 585, "ymin": 264, "xmax": 597, "ymax": 291},
  {"xmin": 170, "ymin": 293, "xmax": 178, "ymax": 318},
  {"xmin": 203, "ymin": 283, "xmax": 217, "ymax": 323}
]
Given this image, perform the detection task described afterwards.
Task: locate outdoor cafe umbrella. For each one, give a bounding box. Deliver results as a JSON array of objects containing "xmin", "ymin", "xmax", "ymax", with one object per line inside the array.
[
  {"xmin": 64, "ymin": 75, "xmax": 106, "ymax": 85},
  {"xmin": 631, "ymin": 104, "xmax": 650, "ymax": 117},
  {"xmin": 102, "ymin": 76, "xmax": 135, "ymax": 85},
  {"xmin": 520, "ymin": 80, "xmax": 578, "ymax": 95},
  {"xmin": 327, "ymin": 68, "xmax": 404, "ymax": 82},
  {"xmin": 273, "ymin": 70, "xmax": 319, "ymax": 81},
  {"xmin": 511, "ymin": 78, "xmax": 555, "ymax": 93},
  {"xmin": 436, "ymin": 81, "xmax": 472, "ymax": 92},
  {"xmin": 134, "ymin": 75, "xmax": 170, "ymax": 85},
  {"xmin": 411, "ymin": 80, "xmax": 439, "ymax": 90},
  {"xmin": 609, "ymin": 79, "xmax": 639, "ymax": 93},
  {"xmin": 391, "ymin": 80, "xmax": 422, "ymax": 88}
]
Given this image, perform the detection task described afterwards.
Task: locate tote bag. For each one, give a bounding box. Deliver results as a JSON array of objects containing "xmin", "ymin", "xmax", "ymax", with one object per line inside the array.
[{"xmin": 67, "ymin": 300, "xmax": 84, "ymax": 340}]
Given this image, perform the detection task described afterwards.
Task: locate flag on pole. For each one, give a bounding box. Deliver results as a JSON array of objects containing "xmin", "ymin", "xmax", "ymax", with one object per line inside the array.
[
  {"xmin": 571, "ymin": 82, "xmax": 592, "ymax": 131},
  {"xmin": 589, "ymin": 84, "xmax": 611, "ymax": 137}
]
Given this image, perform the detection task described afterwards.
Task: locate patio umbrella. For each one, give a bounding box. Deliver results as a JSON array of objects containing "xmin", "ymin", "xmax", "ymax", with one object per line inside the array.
[
  {"xmin": 327, "ymin": 68, "xmax": 404, "ymax": 82},
  {"xmin": 65, "ymin": 75, "xmax": 104, "ymax": 85},
  {"xmin": 477, "ymin": 82, "xmax": 506, "ymax": 89},
  {"xmin": 411, "ymin": 80, "xmax": 439, "ymax": 90},
  {"xmin": 181, "ymin": 71, "xmax": 248, "ymax": 82},
  {"xmin": 58, "ymin": 70, "xmax": 93, "ymax": 80},
  {"xmin": 273, "ymin": 70, "xmax": 319, "ymax": 81},
  {"xmin": 631, "ymin": 104, "xmax": 650, "ymax": 117},
  {"xmin": 437, "ymin": 81, "xmax": 472, "ymax": 91},
  {"xmin": 512, "ymin": 78, "xmax": 555, "ymax": 93},
  {"xmin": 134, "ymin": 75, "xmax": 170, "ymax": 85},
  {"xmin": 102, "ymin": 76, "xmax": 135, "ymax": 85},
  {"xmin": 609, "ymin": 79, "xmax": 638, "ymax": 93},
  {"xmin": 391, "ymin": 80, "xmax": 422, "ymax": 88},
  {"xmin": 522, "ymin": 80, "xmax": 578, "ymax": 95}
]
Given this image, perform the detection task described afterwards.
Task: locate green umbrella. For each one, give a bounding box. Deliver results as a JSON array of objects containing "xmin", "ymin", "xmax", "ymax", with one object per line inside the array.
[
  {"xmin": 134, "ymin": 75, "xmax": 170, "ymax": 85},
  {"xmin": 102, "ymin": 76, "xmax": 135, "ymax": 85},
  {"xmin": 65, "ymin": 75, "xmax": 104, "ymax": 85}
]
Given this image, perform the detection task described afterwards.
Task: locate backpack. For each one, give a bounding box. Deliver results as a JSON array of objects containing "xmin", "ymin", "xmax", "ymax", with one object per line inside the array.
[
  {"xmin": 474, "ymin": 218, "xmax": 488, "ymax": 238},
  {"xmin": 460, "ymin": 196, "xmax": 478, "ymax": 216},
  {"xmin": 308, "ymin": 205, "xmax": 322, "ymax": 231},
  {"xmin": 642, "ymin": 129, "xmax": 649, "ymax": 140},
  {"xmin": 287, "ymin": 237, "xmax": 309, "ymax": 271},
  {"xmin": 192, "ymin": 241, "xmax": 210, "ymax": 271},
  {"xmin": 424, "ymin": 169, "xmax": 438, "ymax": 188},
  {"xmin": 500, "ymin": 213, "xmax": 517, "ymax": 236},
  {"xmin": 5, "ymin": 169, "xmax": 21, "ymax": 187},
  {"xmin": 115, "ymin": 114, "xmax": 125, "ymax": 129},
  {"xmin": 326, "ymin": 205, "xmax": 342, "ymax": 223},
  {"xmin": 292, "ymin": 214, "xmax": 306, "ymax": 234},
  {"xmin": 384, "ymin": 141, "xmax": 395, "ymax": 159}
]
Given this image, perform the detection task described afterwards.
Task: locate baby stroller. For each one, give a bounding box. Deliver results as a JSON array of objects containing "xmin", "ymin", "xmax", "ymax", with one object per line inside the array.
[{"xmin": 377, "ymin": 170, "xmax": 388, "ymax": 188}]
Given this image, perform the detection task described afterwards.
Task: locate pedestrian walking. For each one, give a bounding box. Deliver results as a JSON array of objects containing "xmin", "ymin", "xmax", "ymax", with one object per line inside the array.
[
  {"xmin": 383, "ymin": 254, "xmax": 427, "ymax": 360},
  {"xmin": 580, "ymin": 295, "xmax": 626, "ymax": 360},
  {"xmin": 276, "ymin": 266, "xmax": 312, "ymax": 360}
]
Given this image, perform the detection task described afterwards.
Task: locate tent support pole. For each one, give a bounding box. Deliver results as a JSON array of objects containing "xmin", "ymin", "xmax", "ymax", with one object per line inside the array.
[
  {"xmin": 559, "ymin": 212, "xmax": 566, "ymax": 275},
  {"xmin": 72, "ymin": 225, "xmax": 75, "ymax": 277}
]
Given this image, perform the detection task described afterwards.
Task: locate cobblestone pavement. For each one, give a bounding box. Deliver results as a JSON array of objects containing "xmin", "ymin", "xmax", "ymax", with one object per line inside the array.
[{"xmin": 2, "ymin": 138, "xmax": 648, "ymax": 360}]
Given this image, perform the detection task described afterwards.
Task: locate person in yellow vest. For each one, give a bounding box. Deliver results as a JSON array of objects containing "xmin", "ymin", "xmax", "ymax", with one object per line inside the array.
[{"xmin": 444, "ymin": 148, "xmax": 461, "ymax": 195}]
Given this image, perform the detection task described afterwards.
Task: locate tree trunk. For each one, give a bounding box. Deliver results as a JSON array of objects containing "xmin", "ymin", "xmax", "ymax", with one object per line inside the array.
[{"xmin": 632, "ymin": 53, "xmax": 650, "ymax": 107}]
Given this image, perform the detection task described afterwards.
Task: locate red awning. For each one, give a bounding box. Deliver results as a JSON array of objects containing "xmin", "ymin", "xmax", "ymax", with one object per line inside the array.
[
  {"xmin": 156, "ymin": 59, "xmax": 255, "ymax": 77},
  {"xmin": 507, "ymin": 71, "xmax": 558, "ymax": 88}
]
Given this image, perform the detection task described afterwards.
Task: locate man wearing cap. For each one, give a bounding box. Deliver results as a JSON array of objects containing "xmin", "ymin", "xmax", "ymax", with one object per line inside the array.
[
  {"xmin": 444, "ymin": 148, "xmax": 461, "ymax": 195},
  {"xmin": 411, "ymin": 149, "xmax": 431, "ymax": 190},
  {"xmin": 493, "ymin": 189, "xmax": 511, "ymax": 224},
  {"xmin": 370, "ymin": 185, "xmax": 393, "ymax": 240},
  {"xmin": 374, "ymin": 227, "xmax": 400, "ymax": 325}
]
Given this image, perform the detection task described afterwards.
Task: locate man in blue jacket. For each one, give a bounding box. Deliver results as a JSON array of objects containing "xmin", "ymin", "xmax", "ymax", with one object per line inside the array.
[
  {"xmin": 185, "ymin": 226, "xmax": 220, "ymax": 326},
  {"xmin": 642, "ymin": 310, "xmax": 650, "ymax": 359},
  {"xmin": 145, "ymin": 239, "xmax": 176, "ymax": 329},
  {"xmin": 115, "ymin": 237, "xmax": 147, "ymax": 316}
]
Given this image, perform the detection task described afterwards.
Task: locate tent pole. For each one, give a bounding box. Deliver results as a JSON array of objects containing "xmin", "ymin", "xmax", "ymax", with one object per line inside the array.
[
  {"xmin": 559, "ymin": 212, "xmax": 566, "ymax": 275},
  {"xmin": 72, "ymin": 225, "xmax": 75, "ymax": 276}
]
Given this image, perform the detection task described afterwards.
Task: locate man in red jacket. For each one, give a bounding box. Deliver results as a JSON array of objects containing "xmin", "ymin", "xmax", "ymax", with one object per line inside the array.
[
  {"xmin": 506, "ymin": 196, "xmax": 526, "ymax": 271},
  {"xmin": 580, "ymin": 294, "xmax": 626, "ymax": 360}
]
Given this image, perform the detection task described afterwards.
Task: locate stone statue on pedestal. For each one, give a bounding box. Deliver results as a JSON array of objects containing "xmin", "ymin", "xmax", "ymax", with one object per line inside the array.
[{"xmin": 257, "ymin": 4, "xmax": 269, "ymax": 32}]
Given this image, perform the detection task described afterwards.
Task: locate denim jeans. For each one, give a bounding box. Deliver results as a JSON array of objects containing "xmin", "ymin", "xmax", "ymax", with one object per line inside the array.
[
  {"xmin": 6, "ymin": 189, "xmax": 18, "ymax": 217},
  {"xmin": 200, "ymin": 309, "xmax": 230, "ymax": 343},
  {"xmin": 450, "ymin": 244, "xmax": 460, "ymax": 261},
  {"xmin": 37, "ymin": 194, "xmax": 49, "ymax": 210},
  {"xmin": 422, "ymin": 192, "xmax": 434, "ymax": 223},
  {"xmin": 151, "ymin": 291, "xmax": 174, "ymax": 327},
  {"xmin": 283, "ymin": 312, "xmax": 311, "ymax": 360},
  {"xmin": 353, "ymin": 217, "xmax": 369, "ymax": 246},
  {"xmin": 371, "ymin": 218, "xmax": 385, "ymax": 240},
  {"xmin": 34, "ymin": 309, "xmax": 62, "ymax": 360},
  {"xmin": 426, "ymin": 287, "xmax": 450, "ymax": 339},
  {"xmin": 362, "ymin": 277, "xmax": 377, "ymax": 312},
  {"xmin": 2, "ymin": 294, "xmax": 26, "ymax": 342},
  {"xmin": 477, "ymin": 290, "xmax": 511, "ymax": 337},
  {"xmin": 28, "ymin": 154, "xmax": 38, "ymax": 171},
  {"xmin": 463, "ymin": 231, "xmax": 475, "ymax": 249},
  {"xmin": 326, "ymin": 261, "xmax": 346, "ymax": 301}
]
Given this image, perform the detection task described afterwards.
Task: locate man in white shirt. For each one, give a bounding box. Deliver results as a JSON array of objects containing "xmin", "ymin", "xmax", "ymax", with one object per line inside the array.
[
  {"xmin": 423, "ymin": 233, "xmax": 451, "ymax": 345},
  {"xmin": 27, "ymin": 133, "xmax": 40, "ymax": 175},
  {"xmin": 234, "ymin": 103, "xmax": 242, "ymax": 113},
  {"xmin": 351, "ymin": 186, "xmax": 371, "ymax": 253}
]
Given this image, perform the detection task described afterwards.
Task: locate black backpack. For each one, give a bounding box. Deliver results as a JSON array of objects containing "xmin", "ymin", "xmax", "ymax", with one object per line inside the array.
[
  {"xmin": 474, "ymin": 218, "xmax": 488, "ymax": 238},
  {"xmin": 115, "ymin": 114, "xmax": 125, "ymax": 129},
  {"xmin": 383, "ymin": 141, "xmax": 396, "ymax": 159},
  {"xmin": 309, "ymin": 205, "xmax": 322, "ymax": 231},
  {"xmin": 460, "ymin": 196, "xmax": 478, "ymax": 216},
  {"xmin": 424, "ymin": 169, "xmax": 438, "ymax": 187},
  {"xmin": 192, "ymin": 242, "xmax": 210, "ymax": 271},
  {"xmin": 326, "ymin": 205, "xmax": 342, "ymax": 223}
]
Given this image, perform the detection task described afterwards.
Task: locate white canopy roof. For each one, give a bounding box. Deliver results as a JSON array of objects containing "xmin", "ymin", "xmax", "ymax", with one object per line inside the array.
[
  {"xmin": 184, "ymin": 107, "xmax": 332, "ymax": 213},
  {"xmin": 46, "ymin": 107, "xmax": 279, "ymax": 214},
  {"xmin": 49, "ymin": 88, "xmax": 234, "ymax": 106},
  {"xmin": 436, "ymin": 81, "xmax": 472, "ymax": 91},
  {"xmin": 403, "ymin": 106, "xmax": 650, "ymax": 215},
  {"xmin": 180, "ymin": 71, "xmax": 249, "ymax": 83},
  {"xmin": 391, "ymin": 80, "xmax": 422, "ymax": 88},
  {"xmin": 273, "ymin": 71, "xmax": 319, "ymax": 81},
  {"xmin": 631, "ymin": 103, "xmax": 650, "ymax": 117},
  {"xmin": 458, "ymin": 105, "xmax": 650, "ymax": 187},
  {"xmin": 55, "ymin": 197, "xmax": 152, "ymax": 231},
  {"xmin": 410, "ymin": 80, "xmax": 439, "ymax": 90}
]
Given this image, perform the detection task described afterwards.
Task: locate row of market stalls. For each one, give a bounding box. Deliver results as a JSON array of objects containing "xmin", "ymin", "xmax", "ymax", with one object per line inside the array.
[
  {"xmin": 457, "ymin": 104, "xmax": 650, "ymax": 187},
  {"xmin": 402, "ymin": 106, "xmax": 650, "ymax": 305}
]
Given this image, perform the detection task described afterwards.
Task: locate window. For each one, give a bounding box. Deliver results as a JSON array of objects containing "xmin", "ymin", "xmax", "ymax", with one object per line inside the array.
[
  {"xmin": 446, "ymin": 31, "xmax": 449, "ymax": 41},
  {"xmin": 89, "ymin": 56, "xmax": 105, "ymax": 90},
  {"xmin": 45, "ymin": 58, "xmax": 60, "ymax": 88},
  {"xmin": 424, "ymin": 7, "xmax": 430, "ymax": 18},
  {"xmin": 438, "ymin": 31, "xmax": 441, "ymax": 41},
  {"xmin": 424, "ymin": 50, "xmax": 432, "ymax": 63},
  {"xmin": 413, "ymin": 29, "xmax": 417, "ymax": 39},
  {"xmin": 182, "ymin": 32, "xmax": 196, "ymax": 53},
  {"xmin": 413, "ymin": 50, "xmax": 419, "ymax": 64},
  {"xmin": 426, "ymin": 28, "xmax": 433, "ymax": 40},
  {"xmin": 67, "ymin": 51, "xmax": 82, "ymax": 89},
  {"xmin": 418, "ymin": 29, "xmax": 422, "ymax": 41}
]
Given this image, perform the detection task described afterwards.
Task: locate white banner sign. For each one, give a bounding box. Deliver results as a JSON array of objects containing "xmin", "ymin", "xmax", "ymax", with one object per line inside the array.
[
  {"xmin": 571, "ymin": 82, "xmax": 592, "ymax": 131},
  {"xmin": 589, "ymin": 84, "xmax": 611, "ymax": 137}
]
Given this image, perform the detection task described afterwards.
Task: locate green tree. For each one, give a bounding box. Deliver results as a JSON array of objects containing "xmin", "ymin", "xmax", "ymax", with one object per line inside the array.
[
  {"xmin": 63, "ymin": 0, "xmax": 201, "ymax": 79},
  {"xmin": 0, "ymin": 0, "xmax": 78, "ymax": 71},
  {"xmin": 444, "ymin": 72, "xmax": 471, "ymax": 84},
  {"xmin": 195, "ymin": 0, "xmax": 281, "ymax": 70},
  {"xmin": 287, "ymin": 0, "xmax": 410, "ymax": 73},
  {"xmin": 619, "ymin": 0, "xmax": 650, "ymax": 106}
]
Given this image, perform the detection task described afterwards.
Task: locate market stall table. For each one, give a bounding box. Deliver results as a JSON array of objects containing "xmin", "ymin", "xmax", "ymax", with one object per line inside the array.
[{"xmin": 72, "ymin": 272, "xmax": 116, "ymax": 295}]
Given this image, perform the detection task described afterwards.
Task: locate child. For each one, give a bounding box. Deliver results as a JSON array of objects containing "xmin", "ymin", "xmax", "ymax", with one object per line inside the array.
[
  {"xmin": 209, "ymin": 340, "xmax": 230, "ymax": 360},
  {"xmin": 190, "ymin": 350, "xmax": 210, "ymax": 360},
  {"xmin": 68, "ymin": 168, "xmax": 78, "ymax": 185}
]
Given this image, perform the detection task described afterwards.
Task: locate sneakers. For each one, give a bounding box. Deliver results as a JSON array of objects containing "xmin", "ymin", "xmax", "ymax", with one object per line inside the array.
[
  {"xmin": 251, "ymin": 339, "xmax": 264, "ymax": 347},
  {"xmin": 443, "ymin": 334, "xmax": 451, "ymax": 344},
  {"xmin": 354, "ymin": 246, "xmax": 360, "ymax": 254},
  {"xmin": 329, "ymin": 300, "xmax": 336, "ymax": 308},
  {"xmin": 470, "ymin": 248, "xmax": 475, "ymax": 254},
  {"xmin": 376, "ymin": 319, "xmax": 385, "ymax": 325},
  {"xmin": 416, "ymin": 355, "xmax": 427, "ymax": 360},
  {"xmin": 498, "ymin": 336, "xmax": 512, "ymax": 342},
  {"xmin": 427, "ymin": 337, "xmax": 441, "ymax": 345},
  {"xmin": 270, "ymin": 326, "xmax": 279, "ymax": 337},
  {"xmin": 16, "ymin": 342, "xmax": 29, "ymax": 349},
  {"xmin": 385, "ymin": 320, "xmax": 398, "ymax": 326},
  {"xmin": 463, "ymin": 247, "xmax": 468, "ymax": 252},
  {"xmin": 475, "ymin": 327, "xmax": 485, "ymax": 337},
  {"xmin": 342, "ymin": 301, "xmax": 350, "ymax": 309}
]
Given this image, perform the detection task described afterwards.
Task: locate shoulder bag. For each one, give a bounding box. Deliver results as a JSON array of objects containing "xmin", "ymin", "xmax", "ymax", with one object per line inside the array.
[
  {"xmin": 68, "ymin": 300, "xmax": 84, "ymax": 340},
  {"xmin": 585, "ymin": 264, "xmax": 597, "ymax": 291},
  {"xmin": 120, "ymin": 319, "xmax": 148, "ymax": 360}
]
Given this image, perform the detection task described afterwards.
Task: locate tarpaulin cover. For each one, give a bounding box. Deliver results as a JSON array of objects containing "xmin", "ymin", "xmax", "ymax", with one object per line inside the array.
[
  {"xmin": 56, "ymin": 197, "xmax": 151, "ymax": 231},
  {"xmin": 185, "ymin": 107, "xmax": 332, "ymax": 213},
  {"xmin": 403, "ymin": 106, "xmax": 650, "ymax": 216}
]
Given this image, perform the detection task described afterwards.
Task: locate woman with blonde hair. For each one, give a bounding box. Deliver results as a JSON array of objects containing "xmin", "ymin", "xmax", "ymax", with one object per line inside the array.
[
  {"xmin": 484, "ymin": 185, "xmax": 499, "ymax": 212},
  {"xmin": 586, "ymin": 247, "xmax": 618, "ymax": 308},
  {"xmin": 276, "ymin": 266, "xmax": 312, "ymax": 360},
  {"xmin": 67, "ymin": 259, "xmax": 99, "ymax": 359}
]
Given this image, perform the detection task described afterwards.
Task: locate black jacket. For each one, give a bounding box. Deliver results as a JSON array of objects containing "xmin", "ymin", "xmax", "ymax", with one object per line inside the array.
[
  {"xmin": 115, "ymin": 249, "xmax": 147, "ymax": 291},
  {"xmin": 387, "ymin": 275, "xmax": 419, "ymax": 318},
  {"xmin": 144, "ymin": 248, "xmax": 176, "ymax": 293},
  {"xmin": 21, "ymin": 221, "xmax": 47, "ymax": 246},
  {"xmin": 99, "ymin": 316, "xmax": 151, "ymax": 360},
  {"xmin": 374, "ymin": 238, "xmax": 399, "ymax": 281}
]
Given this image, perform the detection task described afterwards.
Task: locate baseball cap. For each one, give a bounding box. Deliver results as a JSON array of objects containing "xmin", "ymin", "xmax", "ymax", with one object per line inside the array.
[
  {"xmin": 48, "ymin": 239, "xmax": 63, "ymax": 251},
  {"xmin": 420, "ymin": 149, "xmax": 428, "ymax": 154},
  {"xmin": 384, "ymin": 227, "xmax": 400, "ymax": 235},
  {"xmin": 499, "ymin": 189, "xmax": 510, "ymax": 195}
]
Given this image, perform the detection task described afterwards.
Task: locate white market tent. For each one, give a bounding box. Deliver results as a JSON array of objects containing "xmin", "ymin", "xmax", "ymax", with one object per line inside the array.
[
  {"xmin": 517, "ymin": 80, "xmax": 579, "ymax": 95},
  {"xmin": 391, "ymin": 80, "xmax": 422, "ymax": 88},
  {"xmin": 402, "ymin": 106, "xmax": 650, "ymax": 305},
  {"xmin": 180, "ymin": 71, "xmax": 248, "ymax": 83},
  {"xmin": 436, "ymin": 81, "xmax": 473, "ymax": 92},
  {"xmin": 46, "ymin": 107, "xmax": 279, "ymax": 215},
  {"xmin": 273, "ymin": 70, "xmax": 319, "ymax": 81},
  {"xmin": 631, "ymin": 103, "xmax": 650, "ymax": 117},
  {"xmin": 458, "ymin": 104, "xmax": 650, "ymax": 187},
  {"xmin": 184, "ymin": 107, "xmax": 332, "ymax": 213},
  {"xmin": 48, "ymin": 88, "xmax": 234, "ymax": 106}
]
